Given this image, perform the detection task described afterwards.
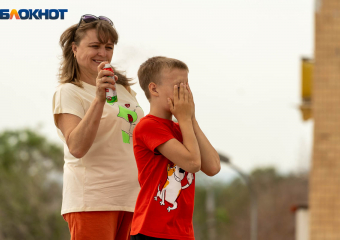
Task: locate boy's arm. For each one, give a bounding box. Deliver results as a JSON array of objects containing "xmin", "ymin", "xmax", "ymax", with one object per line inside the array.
[
  {"xmin": 157, "ymin": 120, "xmax": 201, "ymax": 173},
  {"xmin": 186, "ymin": 84, "xmax": 220, "ymax": 176},
  {"xmin": 157, "ymin": 83, "xmax": 201, "ymax": 173},
  {"xmin": 192, "ymin": 118, "xmax": 221, "ymax": 176}
]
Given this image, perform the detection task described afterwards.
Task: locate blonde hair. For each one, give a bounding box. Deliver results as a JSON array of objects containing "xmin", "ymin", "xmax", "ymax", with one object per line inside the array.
[
  {"xmin": 138, "ymin": 56, "xmax": 189, "ymax": 99},
  {"xmin": 58, "ymin": 20, "xmax": 133, "ymax": 87}
]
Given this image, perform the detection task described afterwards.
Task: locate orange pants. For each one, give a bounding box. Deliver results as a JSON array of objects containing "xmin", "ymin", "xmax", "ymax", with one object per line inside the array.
[{"xmin": 63, "ymin": 211, "xmax": 133, "ymax": 240}]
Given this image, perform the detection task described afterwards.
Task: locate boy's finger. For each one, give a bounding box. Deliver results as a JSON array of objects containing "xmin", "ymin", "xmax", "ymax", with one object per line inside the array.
[
  {"xmin": 168, "ymin": 98, "xmax": 174, "ymax": 112},
  {"xmin": 173, "ymin": 85, "xmax": 178, "ymax": 104},
  {"xmin": 187, "ymin": 84, "xmax": 192, "ymax": 95},
  {"xmin": 183, "ymin": 84, "xmax": 188, "ymax": 102},
  {"xmin": 187, "ymin": 84, "xmax": 194, "ymax": 101},
  {"xmin": 179, "ymin": 83, "xmax": 184, "ymax": 101}
]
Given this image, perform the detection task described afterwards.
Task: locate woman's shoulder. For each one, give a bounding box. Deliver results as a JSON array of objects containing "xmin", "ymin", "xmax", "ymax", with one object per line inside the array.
[
  {"xmin": 116, "ymin": 84, "xmax": 138, "ymax": 101},
  {"xmin": 56, "ymin": 82, "xmax": 81, "ymax": 92},
  {"xmin": 53, "ymin": 83, "xmax": 84, "ymax": 104}
]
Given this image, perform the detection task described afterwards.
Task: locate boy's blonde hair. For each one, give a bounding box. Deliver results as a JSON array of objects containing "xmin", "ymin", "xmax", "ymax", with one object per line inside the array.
[{"xmin": 138, "ymin": 56, "xmax": 189, "ymax": 100}]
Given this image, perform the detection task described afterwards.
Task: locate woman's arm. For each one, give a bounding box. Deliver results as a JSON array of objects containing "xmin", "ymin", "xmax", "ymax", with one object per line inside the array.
[
  {"xmin": 56, "ymin": 98, "xmax": 105, "ymax": 158},
  {"xmin": 55, "ymin": 62, "xmax": 116, "ymax": 158}
]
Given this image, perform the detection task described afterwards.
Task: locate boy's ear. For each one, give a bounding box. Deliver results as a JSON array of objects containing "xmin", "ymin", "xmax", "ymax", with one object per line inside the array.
[{"xmin": 148, "ymin": 82, "xmax": 159, "ymax": 97}]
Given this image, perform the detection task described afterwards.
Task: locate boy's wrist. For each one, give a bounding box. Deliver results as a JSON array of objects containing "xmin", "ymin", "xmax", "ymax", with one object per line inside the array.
[
  {"xmin": 192, "ymin": 118, "xmax": 199, "ymax": 131},
  {"xmin": 177, "ymin": 117, "xmax": 193, "ymax": 124}
]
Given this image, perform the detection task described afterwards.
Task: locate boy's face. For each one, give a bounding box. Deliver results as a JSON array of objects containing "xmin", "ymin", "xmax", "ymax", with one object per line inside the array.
[{"xmin": 157, "ymin": 68, "xmax": 189, "ymax": 110}]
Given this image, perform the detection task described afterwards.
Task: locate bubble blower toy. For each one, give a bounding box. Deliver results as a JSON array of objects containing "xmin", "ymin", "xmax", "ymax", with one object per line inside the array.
[{"xmin": 103, "ymin": 64, "xmax": 118, "ymax": 105}]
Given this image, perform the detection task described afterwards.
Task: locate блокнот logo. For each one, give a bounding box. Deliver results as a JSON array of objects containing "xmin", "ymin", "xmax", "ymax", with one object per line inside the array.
[{"xmin": 0, "ymin": 9, "xmax": 68, "ymax": 20}]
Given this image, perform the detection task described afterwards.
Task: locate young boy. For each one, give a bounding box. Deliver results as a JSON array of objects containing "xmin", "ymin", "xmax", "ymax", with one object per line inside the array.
[{"xmin": 130, "ymin": 56, "xmax": 221, "ymax": 240}]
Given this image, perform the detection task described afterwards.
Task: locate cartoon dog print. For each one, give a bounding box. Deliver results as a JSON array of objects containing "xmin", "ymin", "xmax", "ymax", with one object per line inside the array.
[{"xmin": 154, "ymin": 164, "xmax": 194, "ymax": 212}]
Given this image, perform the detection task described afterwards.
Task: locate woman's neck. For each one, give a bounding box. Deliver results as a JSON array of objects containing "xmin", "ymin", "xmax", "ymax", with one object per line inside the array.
[{"xmin": 79, "ymin": 70, "xmax": 97, "ymax": 86}]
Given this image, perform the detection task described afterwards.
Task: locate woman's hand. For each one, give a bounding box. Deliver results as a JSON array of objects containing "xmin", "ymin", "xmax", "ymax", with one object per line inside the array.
[{"xmin": 95, "ymin": 62, "xmax": 118, "ymax": 102}]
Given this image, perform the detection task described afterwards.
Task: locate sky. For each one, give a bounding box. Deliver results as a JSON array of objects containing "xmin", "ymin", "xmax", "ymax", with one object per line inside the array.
[{"xmin": 0, "ymin": 0, "xmax": 314, "ymax": 182}]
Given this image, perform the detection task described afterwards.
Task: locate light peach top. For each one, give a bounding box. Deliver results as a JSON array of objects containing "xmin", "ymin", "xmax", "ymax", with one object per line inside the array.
[{"xmin": 52, "ymin": 82, "xmax": 144, "ymax": 215}]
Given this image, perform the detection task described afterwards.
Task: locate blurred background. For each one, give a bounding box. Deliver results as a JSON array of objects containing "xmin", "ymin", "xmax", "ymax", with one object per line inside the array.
[{"xmin": 2, "ymin": 0, "xmax": 333, "ymax": 239}]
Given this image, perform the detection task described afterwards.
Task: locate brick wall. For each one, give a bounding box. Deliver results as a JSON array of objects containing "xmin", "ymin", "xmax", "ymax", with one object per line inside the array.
[{"xmin": 310, "ymin": 0, "xmax": 340, "ymax": 239}]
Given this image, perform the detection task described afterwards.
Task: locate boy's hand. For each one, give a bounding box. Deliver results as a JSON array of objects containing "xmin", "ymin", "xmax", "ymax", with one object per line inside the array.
[
  {"xmin": 187, "ymin": 84, "xmax": 196, "ymax": 120},
  {"xmin": 168, "ymin": 83, "xmax": 193, "ymax": 122}
]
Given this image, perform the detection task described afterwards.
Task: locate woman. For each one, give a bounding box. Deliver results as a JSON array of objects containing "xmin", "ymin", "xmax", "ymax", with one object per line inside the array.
[{"xmin": 52, "ymin": 14, "xmax": 144, "ymax": 240}]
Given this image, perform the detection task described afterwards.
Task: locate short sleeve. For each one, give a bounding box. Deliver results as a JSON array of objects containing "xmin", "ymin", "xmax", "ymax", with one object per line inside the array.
[
  {"xmin": 135, "ymin": 119, "xmax": 175, "ymax": 153},
  {"xmin": 52, "ymin": 84, "xmax": 85, "ymax": 126}
]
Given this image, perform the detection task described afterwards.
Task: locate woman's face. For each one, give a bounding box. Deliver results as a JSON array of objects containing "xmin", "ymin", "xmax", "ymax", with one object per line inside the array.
[{"xmin": 72, "ymin": 28, "xmax": 114, "ymax": 77}]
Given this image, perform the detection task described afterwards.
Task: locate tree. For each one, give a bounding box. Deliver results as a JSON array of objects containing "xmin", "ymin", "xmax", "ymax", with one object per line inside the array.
[
  {"xmin": 0, "ymin": 128, "xmax": 69, "ymax": 240},
  {"xmin": 193, "ymin": 167, "xmax": 308, "ymax": 240}
]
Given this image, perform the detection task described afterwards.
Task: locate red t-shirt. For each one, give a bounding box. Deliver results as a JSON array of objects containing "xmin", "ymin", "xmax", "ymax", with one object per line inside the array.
[{"xmin": 131, "ymin": 114, "xmax": 195, "ymax": 240}]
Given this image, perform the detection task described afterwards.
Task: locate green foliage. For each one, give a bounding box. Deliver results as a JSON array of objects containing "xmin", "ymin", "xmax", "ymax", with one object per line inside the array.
[
  {"xmin": 194, "ymin": 167, "xmax": 308, "ymax": 240},
  {"xmin": 0, "ymin": 128, "xmax": 309, "ymax": 240},
  {"xmin": 215, "ymin": 207, "xmax": 229, "ymax": 223},
  {"xmin": 0, "ymin": 128, "xmax": 69, "ymax": 240},
  {"xmin": 193, "ymin": 186, "xmax": 208, "ymax": 239}
]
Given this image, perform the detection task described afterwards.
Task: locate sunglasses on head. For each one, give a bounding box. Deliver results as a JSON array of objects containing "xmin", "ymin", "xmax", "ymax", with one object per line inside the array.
[{"xmin": 76, "ymin": 14, "xmax": 114, "ymax": 30}]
